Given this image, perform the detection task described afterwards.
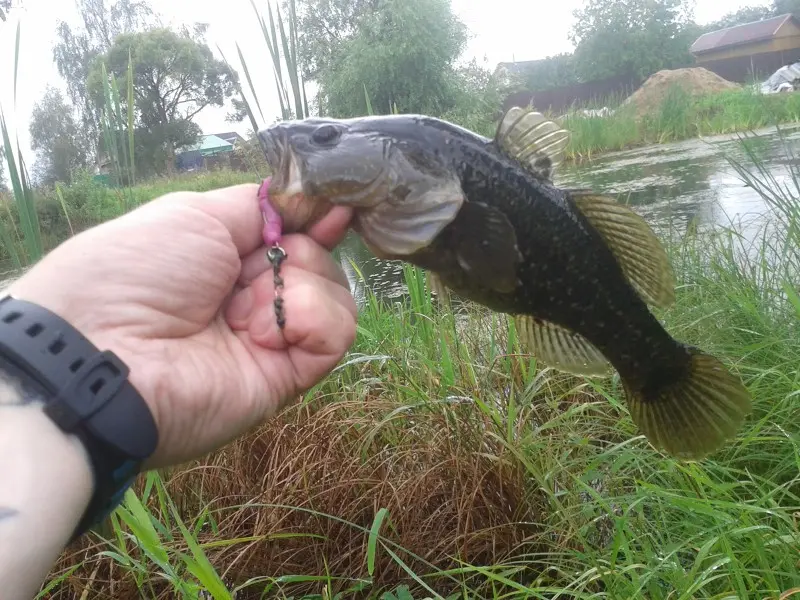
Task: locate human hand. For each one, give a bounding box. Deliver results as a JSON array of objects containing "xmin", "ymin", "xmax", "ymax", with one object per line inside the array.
[{"xmin": 5, "ymin": 183, "xmax": 357, "ymax": 469}]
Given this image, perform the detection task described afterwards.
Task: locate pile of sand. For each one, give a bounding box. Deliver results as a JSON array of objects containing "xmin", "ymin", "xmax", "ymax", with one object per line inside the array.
[{"xmin": 621, "ymin": 67, "xmax": 741, "ymax": 118}]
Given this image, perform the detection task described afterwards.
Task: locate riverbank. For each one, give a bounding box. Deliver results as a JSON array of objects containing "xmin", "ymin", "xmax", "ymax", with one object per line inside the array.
[
  {"xmin": 562, "ymin": 86, "xmax": 800, "ymax": 162},
  {"xmin": 36, "ymin": 138, "xmax": 800, "ymax": 598}
]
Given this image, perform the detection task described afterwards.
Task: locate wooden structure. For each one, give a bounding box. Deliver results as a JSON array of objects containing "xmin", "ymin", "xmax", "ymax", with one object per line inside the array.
[{"xmin": 690, "ymin": 14, "xmax": 800, "ymax": 83}]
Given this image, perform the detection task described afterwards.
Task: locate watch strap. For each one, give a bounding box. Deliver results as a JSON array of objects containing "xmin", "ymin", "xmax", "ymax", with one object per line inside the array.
[{"xmin": 0, "ymin": 295, "xmax": 158, "ymax": 541}]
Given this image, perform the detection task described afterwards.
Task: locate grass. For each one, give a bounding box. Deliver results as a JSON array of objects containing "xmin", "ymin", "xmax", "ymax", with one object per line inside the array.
[
  {"xmin": 0, "ymin": 2, "xmax": 799, "ymax": 598},
  {"xmin": 561, "ymin": 85, "xmax": 800, "ymax": 161}
]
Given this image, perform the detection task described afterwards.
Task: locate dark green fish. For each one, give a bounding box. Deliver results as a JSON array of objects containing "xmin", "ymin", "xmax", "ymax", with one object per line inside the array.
[{"xmin": 258, "ymin": 107, "xmax": 752, "ymax": 460}]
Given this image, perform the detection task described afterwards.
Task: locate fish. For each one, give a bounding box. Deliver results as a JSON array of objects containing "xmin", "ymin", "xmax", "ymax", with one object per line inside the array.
[{"xmin": 256, "ymin": 106, "xmax": 752, "ymax": 460}]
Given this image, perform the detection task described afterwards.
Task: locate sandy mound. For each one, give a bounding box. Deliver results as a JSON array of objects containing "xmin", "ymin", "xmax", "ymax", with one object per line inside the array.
[{"xmin": 622, "ymin": 67, "xmax": 741, "ymax": 118}]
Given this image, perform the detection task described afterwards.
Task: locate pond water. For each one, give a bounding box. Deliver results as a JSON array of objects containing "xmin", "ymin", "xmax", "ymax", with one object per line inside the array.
[{"xmin": 336, "ymin": 123, "xmax": 800, "ymax": 305}]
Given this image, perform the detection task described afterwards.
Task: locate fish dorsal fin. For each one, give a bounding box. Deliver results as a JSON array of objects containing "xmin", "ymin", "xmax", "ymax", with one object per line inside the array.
[
  {"xmin": 514, "ymin": 315, "xmax": 612, "ymax": 377},
  {"xmin": 571, "ymin": 192, "xmax": 675, "ymax": 309},
  {"xmin": 494, "ymin": 106, "xmax": 570, "ymax": 181}
]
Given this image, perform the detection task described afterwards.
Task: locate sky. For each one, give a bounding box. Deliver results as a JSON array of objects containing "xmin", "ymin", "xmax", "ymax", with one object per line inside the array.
[{"xmin": 0, "ymin": 0, "xmax": 771, "ymax": 168}]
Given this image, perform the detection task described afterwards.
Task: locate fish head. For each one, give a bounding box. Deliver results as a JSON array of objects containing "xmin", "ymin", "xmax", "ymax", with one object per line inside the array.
[
  {"xmin": 258, "ymin": 114, "xmax": 466, "ymax": 258},
  {"xmin": 258, "ymin": 117, "xmax": 395, "ymax": 228}
]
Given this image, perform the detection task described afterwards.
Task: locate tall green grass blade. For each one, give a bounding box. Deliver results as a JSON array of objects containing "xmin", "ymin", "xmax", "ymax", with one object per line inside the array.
[
  {"xmin": 232, "ymin": 42, "xmax": 265, "ymax": 123},
  {"xmin": 13, "ymin": 21, "xmax": 19, "ymax": 106},
  {"xmin": 126, "ymin": 50, "xmax": 136, "ymax": 188},
  {"xmin": 276, "ymin": 4, "xmax": 305, "ymax": 119},
  {"xmin": 367, "ymin": 508, "xmax": 389, "ymax": 577}
]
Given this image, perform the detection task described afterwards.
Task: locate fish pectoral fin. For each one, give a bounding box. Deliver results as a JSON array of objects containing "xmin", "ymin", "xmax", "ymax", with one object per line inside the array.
[
  {"xmin": 514, "ymin": 315, "xmax": 612, "ymax": 377},
  {"xmin": 425, "ymin": 270, "xmax": 452, "ymax": 308},
  {"xmin": 494, "ymin": 106, "xmax": 570, "ymax": 181},
  {"xmin": 571, "ymin": 192, "xmax": 676, "ymax": 309},
  {"xmin": 355, "ymin": 177, "xmax": 465, "ymax": 256},
  {"xmin": 453, "ymin": 201, "xmax": 521, "ymax": 293},
  {"xmin": 625, "ymin": 347, "xmax": 752, "ymax": 460}
]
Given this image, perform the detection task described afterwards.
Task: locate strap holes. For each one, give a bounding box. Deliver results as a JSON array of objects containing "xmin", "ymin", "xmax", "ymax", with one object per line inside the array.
[
  {"xmin": 3, "ymin": 311, "xmax": 21, "ymax": 323},
  {"xmin": 90, "ymin": 379, "xmax": 105, "ymax": 395},
  {"xmin": 49, "ymin": 339, "xmax": 65, "ymax": 354},
  {"xmin": 26, "ymin": 323, "xmax": 44, "ymax": 337},
  {"xmin": 70, "ymin": 358, "xmax": 84, "ymax": 372}
]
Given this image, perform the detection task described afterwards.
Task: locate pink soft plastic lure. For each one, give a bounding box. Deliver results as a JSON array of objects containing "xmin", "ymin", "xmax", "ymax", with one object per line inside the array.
[{"xmin": 258, "ymin": 177, "xmax": 282, "ymax": 246}]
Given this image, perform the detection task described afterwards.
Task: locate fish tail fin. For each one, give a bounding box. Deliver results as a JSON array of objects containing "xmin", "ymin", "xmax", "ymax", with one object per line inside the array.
[{"xmin": 625, "ymin": 346, "xmax": 752, "ymax": 460}]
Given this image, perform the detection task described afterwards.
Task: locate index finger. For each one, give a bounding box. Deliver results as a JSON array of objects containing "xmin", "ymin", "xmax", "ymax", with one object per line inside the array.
[{"xmin": 176, "ymin": 183, "xmax": 354, "ymax": 256}]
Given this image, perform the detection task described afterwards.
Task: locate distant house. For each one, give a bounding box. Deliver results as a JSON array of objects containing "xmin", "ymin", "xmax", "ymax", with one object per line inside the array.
[
  {"xmin": 210, "ymin": 131, "xmax": 246, "ymax": 148},
  {"xmin": 690, "ymin": 14, "xmax": 800, "ymax": 82},
  {"xmin": 175, "ymin": 134, "xmax": 235, "ymax": 171}
]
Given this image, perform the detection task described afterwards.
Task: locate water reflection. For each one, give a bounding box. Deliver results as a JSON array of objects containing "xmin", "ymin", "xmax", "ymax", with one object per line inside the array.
[{"xmin": 336, "ymin": 124, "xmax": 800, "ymax": 303}]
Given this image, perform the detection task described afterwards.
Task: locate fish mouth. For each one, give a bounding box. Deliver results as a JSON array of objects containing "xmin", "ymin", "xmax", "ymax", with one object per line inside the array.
[
  {"xmin": 258, "ymin": 127, "xmax": 304, "ymax": 197},
  {"xmin": 257, "ymin": 125, "xmax": 334, "ymax": 231}
]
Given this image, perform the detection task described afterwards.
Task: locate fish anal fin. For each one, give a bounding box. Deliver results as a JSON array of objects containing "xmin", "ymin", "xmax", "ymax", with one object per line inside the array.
[
  {"xmin": 571, "ymin": 192, "xmax": 676, "ymax": 309},
  {"xmin": 626, "ymin": 348, "xmax": 752, "ymax": 460},
  {"xmin": 454, "ymin": 201, "xmax": 521, "ymax": 293},
  {"xmin": 514, "ymin": 315, "xmax": 612, "ymax": 377},
  {"xmin": 495, "ymin": 106, "xmax": 570, "ymax": 181},
  {"xmin": 356, "ymin": 177, "xmax": 465, "ymax": 256}
]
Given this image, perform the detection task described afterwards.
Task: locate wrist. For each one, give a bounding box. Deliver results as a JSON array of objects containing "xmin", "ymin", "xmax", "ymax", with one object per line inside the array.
[{"xmin": 0, "ymin": 381, "xmax": 94, "ymax": 600}]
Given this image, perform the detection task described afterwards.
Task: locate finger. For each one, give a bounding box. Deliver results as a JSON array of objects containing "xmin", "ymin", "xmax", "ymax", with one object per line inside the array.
[
  {"xmin": 233, "ymin": 282, "xmax": 357, "ymax": 394},
  {"xmin": 305, "ymin": 205, "xmax": 354, "ymax": 250},
  {"xmin": 226, "ymin": 263, "xmax": 358, "ymax": 330},
  {"xmin": 238, "ymin": 234, "xmax": 350, "ymax": 289},
  {"xmin": 151, "ymin": 184, "xmax": 264, "ymax": 257},
  {"xmin": 164, "ymin": 184, "xmax": 354, "ymax": 259}
]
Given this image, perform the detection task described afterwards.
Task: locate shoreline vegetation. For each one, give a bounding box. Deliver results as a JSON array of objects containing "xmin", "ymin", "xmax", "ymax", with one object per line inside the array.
[{"xmin": 2, "ymin": 2, "xmax": 800, "ymax": 598}]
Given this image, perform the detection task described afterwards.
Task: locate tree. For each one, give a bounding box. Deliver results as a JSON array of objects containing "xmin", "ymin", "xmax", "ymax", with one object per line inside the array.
[
  {"xmin": 87, "ymin": 26, "xmax": 239, "ymax": 175},
  {"xmin": 29, "ymin": 86, "xmax": 88, "ymax": 185},
  {"xmin": 773, "ymin": 0, "xmax": 800, "ymax": 17},
  {"xmin": 293, "ymin": 0, "xmax": 379, "ymax": 80},
  {"xmin": 52, "ymin": 0, "xmax": 158, "ymax": 164},
  {"xmin": 569, "ymin": 0, "xmax": 698, "ymax": 81},
  {"xmin": 704, "ymin": 5, "xmax": 775, "ymax": 31},
  {"xmin": 304, "ymin": 0, "xmax": 468, "ymax": 117},
  {"xmin": 0, "ymin": 0, "xmax": 21, "ymax": 22}
]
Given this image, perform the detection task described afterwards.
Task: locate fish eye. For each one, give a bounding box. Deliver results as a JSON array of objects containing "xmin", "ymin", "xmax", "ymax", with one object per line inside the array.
[{"xmin": 311, "ymin": 124, "xmax": 341, "ymax": 146}]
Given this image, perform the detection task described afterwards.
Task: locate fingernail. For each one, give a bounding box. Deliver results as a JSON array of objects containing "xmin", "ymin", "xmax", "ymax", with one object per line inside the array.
[{"xmin": 226, "ymin": 287, "xmax": 254, "ymax": 323}]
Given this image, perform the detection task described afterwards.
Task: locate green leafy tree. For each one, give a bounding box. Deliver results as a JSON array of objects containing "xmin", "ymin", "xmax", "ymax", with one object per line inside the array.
[
  {"xmin": 569, "ymin": 0, "xmax": 698, "ymax": 81},
  {"xmin": 53, "ymin": 0, "xmax": 158, "ymax": 164},
  {"xmin": 306, "ymin": 0, "xmax": 468, "ymax": 117},
  {"xmin": 29, "ymin": 86, "xmax": 89, "ymax": 185},
  {"xmin": 293, "ymin": 0, "xmax": 379, "ymax": 81},
  {"xmin": 87, "ymin": 26, "xmax": 239, "ymax": 175}
]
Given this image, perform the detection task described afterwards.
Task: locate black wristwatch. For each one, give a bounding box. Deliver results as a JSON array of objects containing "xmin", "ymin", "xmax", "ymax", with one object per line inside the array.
[{"xmin": 0, "ymin": 295, "xmax": 159, "ymax": 542}]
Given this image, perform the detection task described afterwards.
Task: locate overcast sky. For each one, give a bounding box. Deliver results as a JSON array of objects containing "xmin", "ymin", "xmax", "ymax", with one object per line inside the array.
[{"xmin": 0, "ymin": 0, "xmax": 770, "ymax": 166}]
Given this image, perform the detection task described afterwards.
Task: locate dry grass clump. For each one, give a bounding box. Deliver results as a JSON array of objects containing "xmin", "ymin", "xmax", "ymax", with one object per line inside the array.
[{"xmin": 52, "ymin": 395, "xmax": 548, "ymax": 598}]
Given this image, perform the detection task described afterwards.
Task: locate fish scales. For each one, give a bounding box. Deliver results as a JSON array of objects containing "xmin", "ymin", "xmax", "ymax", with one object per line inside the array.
[{"xmin": 257, "ymin": 107, "xmax": 752, "ymax": 461}]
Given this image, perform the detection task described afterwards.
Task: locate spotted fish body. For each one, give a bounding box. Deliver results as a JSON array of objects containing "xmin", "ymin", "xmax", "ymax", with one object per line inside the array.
[{"xmin": 258, "ymin": 107, "xmax": 752, "ymax": 460}]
